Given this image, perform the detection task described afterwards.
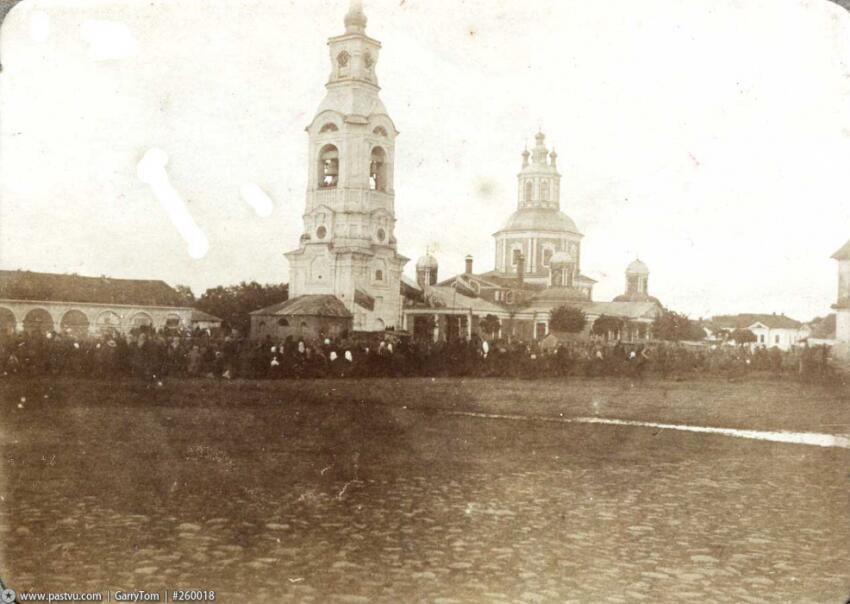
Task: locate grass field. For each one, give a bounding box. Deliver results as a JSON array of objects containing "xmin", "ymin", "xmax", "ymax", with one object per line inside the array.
[{"xmin": 1, "ymin": 376, "xmax": 848, "ymax": 602}]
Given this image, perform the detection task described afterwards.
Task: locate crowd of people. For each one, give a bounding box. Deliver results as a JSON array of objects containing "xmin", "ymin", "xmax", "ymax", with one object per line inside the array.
[{"xmin": 0, "ymin": 326, "xmax": 834, "ymax": 382}]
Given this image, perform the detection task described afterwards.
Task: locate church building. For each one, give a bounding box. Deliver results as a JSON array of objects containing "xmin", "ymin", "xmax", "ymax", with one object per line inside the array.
[
  {"xmin": 251, "ymin": 2, "xmax": 662, "ymax": 344},
  {"xmin": 493, "ymin": 131, "xmax": 595, "ymax": 296},
  {"xmin": 402, "ymin": 133, "xmax": 664, "ymax": 342},
  {"xmin": 252, "ymin": 1, "xmax": 407, "ymax": 339}
]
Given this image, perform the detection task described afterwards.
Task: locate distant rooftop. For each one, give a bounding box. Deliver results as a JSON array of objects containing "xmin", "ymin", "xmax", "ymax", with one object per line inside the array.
[
  {"xmin": 831, "ymin": 238, "xmax": 850, "ymax": 260},
  {"xmin": 0, "ymin": 270, "xmax": 188, "ymax": 308},
  {"xmin": 191, "ymin": 309, "xmax": 223, "ymax": 323},
  {"xmin": 711, "ymin": 313, "xmax": 802, "ymax": 330},
  {"xmin": 250, "ymin": 294, "xmax": 351, "ymax": 318}
]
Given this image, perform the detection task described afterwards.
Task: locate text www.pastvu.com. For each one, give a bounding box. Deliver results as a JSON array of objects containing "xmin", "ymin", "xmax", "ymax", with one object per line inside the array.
[
  {"xmin": 14, "ymin": 592, "xmax": 104, "ymax": 602},
  {"xmin": 15, "ymin": 591, "xmax": 163, "ymax": 602}
]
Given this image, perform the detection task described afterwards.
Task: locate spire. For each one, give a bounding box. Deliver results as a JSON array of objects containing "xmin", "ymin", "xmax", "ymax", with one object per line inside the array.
[{"xmin": 345, "ymin": 0, "xmax": 368, "ymax": 34}]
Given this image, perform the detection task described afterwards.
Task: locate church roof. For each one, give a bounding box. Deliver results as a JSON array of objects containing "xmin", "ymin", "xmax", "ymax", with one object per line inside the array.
[
  {"xmin": 438, "ymin": 270, "xmax": 597, "ymax": 291},
  {"xmin": 401, "ymin": 275, "xmax": 422, "ymax": 292},
  {"xmin": 0, "ymin": 270, "xmax": 188, "ymax": 307},
  {"xmin": 585, "ymin": 301, "xmax": 662, "ymax": 321},
  {"xmin": 831, "ymin": 239, "xmax": 850, "ymax": 260},
  {"xmin": 496, "ymin": 208, "xmax": 580, "ymax": 235},
  {"xmin": 521, "ymin": 299, "xmax": 661, "ymax": 321},
  {"xmin": 412, "ymin": 286, "xmax": 505, "ymax": 314},
  {"xmin": 312, "ymin": 91, "xmax": 391, "ymax": 128},
  {"xmin": 530, "ymin": 287, "xmax": 591, "ymax": 304},
  {"xmin": 612, "ymin": 292, "xmax": 662, "ymax": 305},
  {"xmin": 250, "ymin": 295, "xmax": 351, "ymax": 318}
]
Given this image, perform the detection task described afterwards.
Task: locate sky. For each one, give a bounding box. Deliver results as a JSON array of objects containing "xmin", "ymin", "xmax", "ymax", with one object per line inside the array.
[{"xmin": 2, "ymin": 0, "xmax": 850, "ymax": 321}]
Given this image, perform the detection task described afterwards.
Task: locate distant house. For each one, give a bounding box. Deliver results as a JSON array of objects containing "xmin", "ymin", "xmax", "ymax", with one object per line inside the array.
[
  {"xmin": 0, "ymin": 270, "xmax": 193, "ymax": 336},
  {"xmin": 710, "ymin": 313, "xmax": 807, "ymax": 351},
  {"xmin": 191, "ymin": 309, "xmax": 224, "ymax": 331},
  {"xmin": 249, "ymin": 294, "xmax": 352, "ymax": 342},
  {"xmin": 698, "ymin": 322, "xmax": 728, "ymax": 343}
]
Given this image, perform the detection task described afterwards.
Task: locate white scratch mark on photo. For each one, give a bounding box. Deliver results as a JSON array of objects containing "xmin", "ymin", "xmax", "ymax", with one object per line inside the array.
[
  {"xmin": 137, "ymin": 148, "xmax": 209, "ymax": 259},
  {"xmin": 241, "ymin": 183, "xmax": 274, "ymax": 217}
]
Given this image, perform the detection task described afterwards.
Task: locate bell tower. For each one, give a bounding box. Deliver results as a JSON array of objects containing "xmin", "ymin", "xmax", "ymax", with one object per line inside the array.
[
  {"xmin": 517, "ymin": 131, "xmax": 561, "ymax": 210},
  {"xmin": 285, "ymin": 0, "xmax": 408, "ymax": 331}
]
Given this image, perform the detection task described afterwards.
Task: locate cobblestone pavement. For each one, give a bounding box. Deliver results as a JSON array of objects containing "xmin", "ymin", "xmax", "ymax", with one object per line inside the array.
[{"xmin": 1, "ymin": 380, "xmax": 849, "ymax": 602}]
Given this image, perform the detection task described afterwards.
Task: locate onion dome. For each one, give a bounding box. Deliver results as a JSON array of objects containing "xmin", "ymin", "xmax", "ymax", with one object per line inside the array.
[
  {"xmin": 344, "ymin": 0, "xmax": 368, "ymax": 32},
  {"xmin": 416, "ymin": 253, "xmax": 438, "ymax": 270},
  {"xmin": 626, "ymin": 258, "xmax": 649, "ymax": 275}
]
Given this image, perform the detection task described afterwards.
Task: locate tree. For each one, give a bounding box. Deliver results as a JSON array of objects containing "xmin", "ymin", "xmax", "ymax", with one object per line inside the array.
[
  {"xmin": 549, "ymin": 305, "xmax": 587, "ymax": 334},
  {"xmin": 196, "ymin": 281, "xmax": 288, "ymax": 334},
  {"xmin": 591, "ymin": 314, "xmax": 624, "ymax": 339},
  {"xmin": 174, "ymin": 284, "xmax": 196, "ymax": 306},
  {"xmin": 652, "ymin": 310, "xmax": 705, "ymax": 342},
  {"xmin": 730, "ymin": 328, "xmax": 757, "ymax": 346},
  {"xmin": 479, "ymin": 314, "xmax": 501, "ymax": 338}
]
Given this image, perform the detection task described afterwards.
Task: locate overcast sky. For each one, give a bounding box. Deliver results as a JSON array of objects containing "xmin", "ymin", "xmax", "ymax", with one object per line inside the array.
[{"xmin": 2, "ymin": 0, "xmax": 850, "ymax": 321}]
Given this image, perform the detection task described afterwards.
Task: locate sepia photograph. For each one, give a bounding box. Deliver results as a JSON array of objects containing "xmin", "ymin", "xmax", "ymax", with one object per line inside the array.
[{"xmin": 0, "ymin": 0, "xmax": 849, "ymax": 601}]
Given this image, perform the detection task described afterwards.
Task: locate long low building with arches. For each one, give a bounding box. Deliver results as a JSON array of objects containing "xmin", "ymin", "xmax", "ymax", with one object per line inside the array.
[{"xmin": 0, "ymin": 270, "xmax": 194, "ymax": 336}]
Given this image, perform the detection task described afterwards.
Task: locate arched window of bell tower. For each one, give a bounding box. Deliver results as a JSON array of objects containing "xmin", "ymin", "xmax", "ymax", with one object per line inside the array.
[
  {"xmin": 524, "ymin": 181, "xmax": 533, "ymax": 204},
  {"xmin": 320, "ymin": 123, "xmax": 338, "ymax": 133},
  {"xmin": 541, "ymin": 180, "xmax": 550, "ymax": 203},
  {"xmin": 370, "ymin": 147, "xmax": 387, "ymax": 192},
  {"xmin": 318, "ymin": 145, "xmax": 339, "ymax": 188}
]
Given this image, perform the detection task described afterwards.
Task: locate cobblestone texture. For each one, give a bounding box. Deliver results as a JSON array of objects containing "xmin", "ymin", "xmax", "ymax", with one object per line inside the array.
[{"xmin": 1, "ymin": 378, "xmax": 848, "ymax": 602}]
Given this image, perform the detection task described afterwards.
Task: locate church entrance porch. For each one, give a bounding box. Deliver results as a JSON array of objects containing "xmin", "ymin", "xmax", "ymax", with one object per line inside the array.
[
  {"xmin": 445, "ymin": 315, "xmax": 470, "ymax": 343},
  {"xmin": 403, "ymin": 309, "xmax": 476, "ymax": 343}
]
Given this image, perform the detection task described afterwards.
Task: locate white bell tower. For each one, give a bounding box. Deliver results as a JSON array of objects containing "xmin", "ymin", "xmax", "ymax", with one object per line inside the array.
[{"xmin": 285, "ymin": 1, "xmax": 407, "ymax": 331}]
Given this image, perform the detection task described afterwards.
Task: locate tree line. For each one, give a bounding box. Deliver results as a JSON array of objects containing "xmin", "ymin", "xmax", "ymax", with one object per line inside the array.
[{"xmin": 174, "ymin": 281, "xmax": 288, "ymax": 334}]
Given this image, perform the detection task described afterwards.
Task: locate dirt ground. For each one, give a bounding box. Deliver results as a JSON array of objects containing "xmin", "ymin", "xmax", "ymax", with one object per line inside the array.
[{"xmin": 1, "ymin": 376, "xmax": 848, "ymax": 603}]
